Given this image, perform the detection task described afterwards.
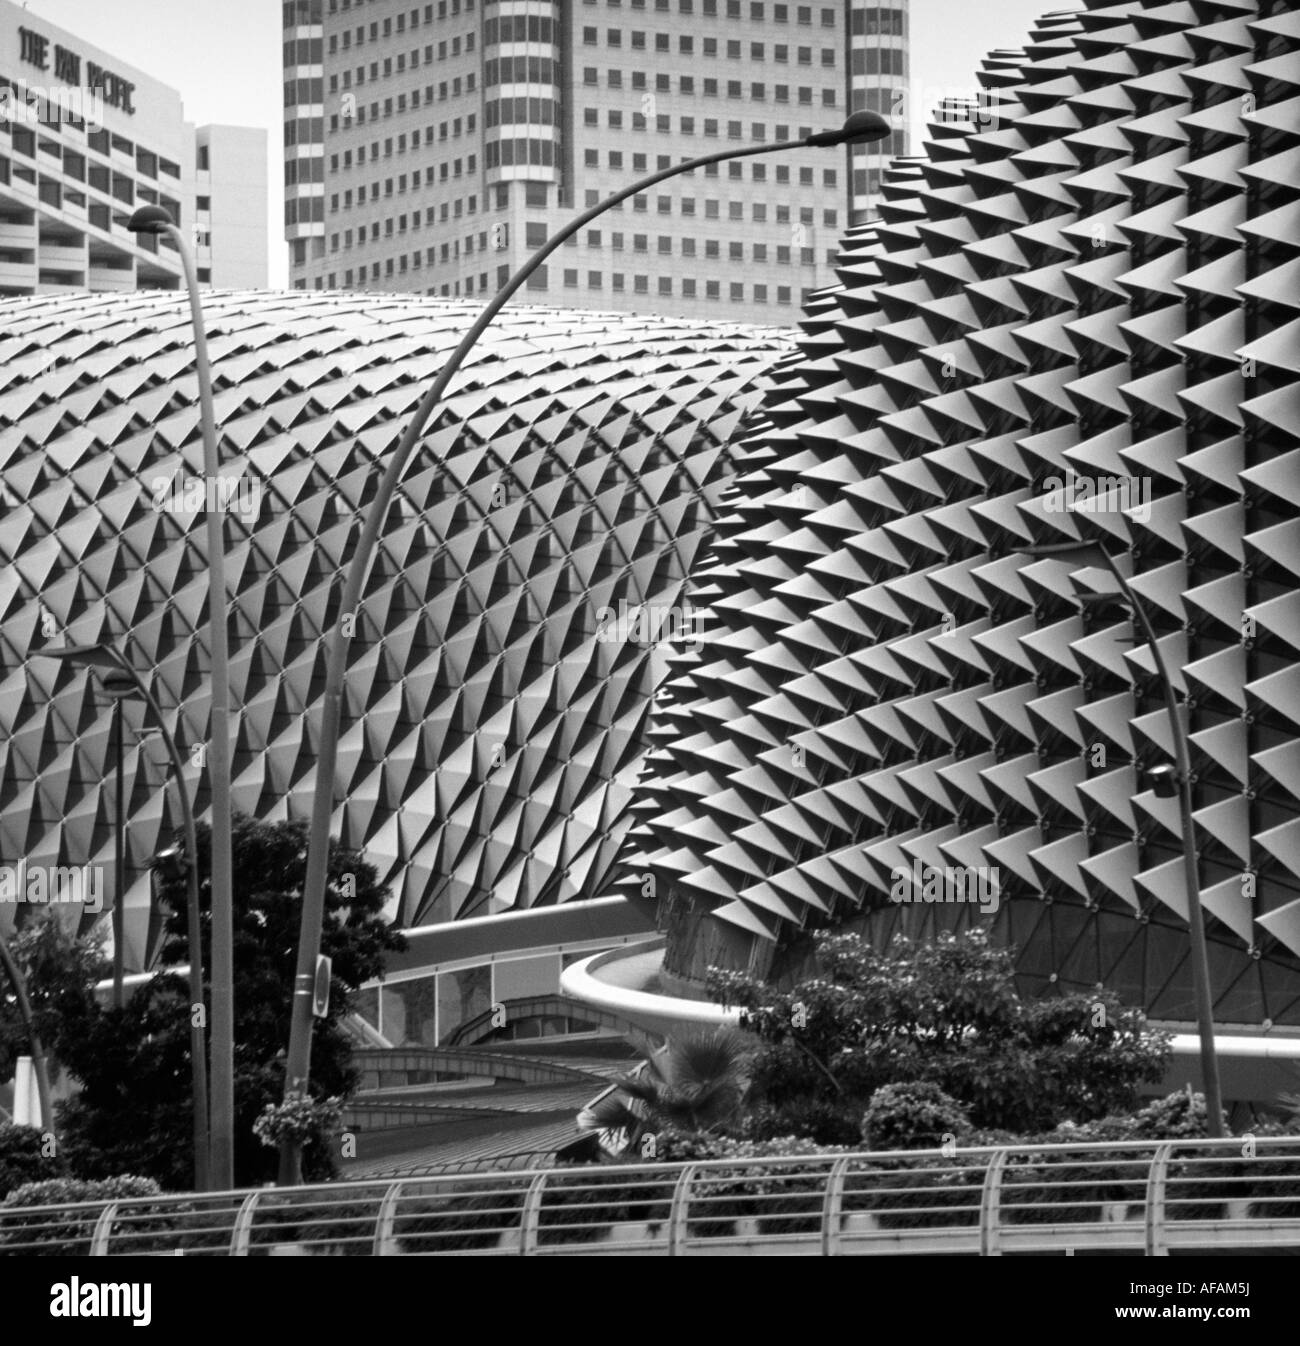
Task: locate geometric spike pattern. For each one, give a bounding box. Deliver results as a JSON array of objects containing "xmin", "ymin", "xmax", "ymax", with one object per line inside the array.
[
  {"xmin": 626, "ymin": 0, "xmax": 1300, "ymax": 1028},
  {"xmin": 0, "ymin": 291, "xmax": 790, "ymax": 965}
]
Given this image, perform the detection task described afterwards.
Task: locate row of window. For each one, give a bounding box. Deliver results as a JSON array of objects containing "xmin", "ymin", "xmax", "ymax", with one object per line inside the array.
[
  {"xmin": 6, "ymin": 128, "xmax": 183, "ymax": 215},
  {"xmin": 584, "ymin": 110, "xmax": 836, "ymax": 141},
  {"xmin": 6, "ymin": 123, "xmax": 182, "ymax": 183},
  {"xmin": 582, "ymin": 30, "xmax": 837, "ymax": 66},
  {"xmin": 309, "ymin": 261, "xmax": 502, "ymax": 290},
  {"xmin": 325, "ymin": 151, "xmax": 480, "ymax": 205},
  {"xmin": 583, "ymin": 0, "xmax": 835, "ymax": 21},
  {"xmin": 325, "ymin": 115, "xmax": 480, "ymax": 174},
  {"xmin": 581, "ymin": 67, "xmax": 837, "ymax": 106},
  {"xmin": 326, "ymin": 29, "xmax": 478, "ymax": 93},
  {"xmin": 851, "ymin": 47, "xmax": 906, "ymax": 76},
  {"xmin": 579, "ymin": 0, "xmax": 906, "ymax": 33},
  {"xmin": 306, "ymin": 0, "xmax": 902, "ymax": 32},
  {"xmin": 485, "ymin": 56, "xmax": 558, "ymax": 86},
  {"xmin": 484, "ymin": 14, "xmax": 556, "ymax": 45},
  {"xmin": 486, "ymin": 98, "xmax": 560, "ymax": 128},
  {"xmin": 583, "ymin": 147, "xmax": 837, "ymax": 191},
  {"xmin": 309, "ymin": 257, "xmax": 814, "ymax": 312},
  {"xmin": 330, "ymin": 219, "xmax": 493, "ymax": 253},
  {"xmin": 328, "ymin": 165, "xmax": 845, "ymax": 218},
  {"xmin": 312, "ymin": 0, "xmax": 476, "ymax": 47},
  {"xmin": 320, "ymin": 209, "xmax": 838, "ymax": 262},
  {"xmin": 543, "ymin": 227, "xmax": 836, "ymax": 265},
  {"xmin": 537, "ymin": 271, "xmax": 809, "ymax": 305},
  {"xmin": 484, "ymin": 138, "xmax": 554, "ymax": 169},
  {"xmin": 317, "ymin": 72, "xmax": 477, "ymax": 135}
]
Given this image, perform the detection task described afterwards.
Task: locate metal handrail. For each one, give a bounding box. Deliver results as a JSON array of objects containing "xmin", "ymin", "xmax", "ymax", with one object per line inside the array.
[{"xmin": 0, "ymin": 1136, "xmax": 1295, "ymax": 1256}]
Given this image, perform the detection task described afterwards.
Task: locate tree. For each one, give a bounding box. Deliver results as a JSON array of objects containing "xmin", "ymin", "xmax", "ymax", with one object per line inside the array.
[
  {"xmin": 709, "ymin": 929, "xmax": 1170, "ymax": 1140},
  {"xmin": 0, "ymin": 915, "xmax": 106, "ymax": 1089},
  {"xmin": 577, "ymin": 1028, "xmax": 753, "ymax": 1157},
  {"xmin": 46, "ymin": 814, "xmax": 406, "ymax": 1189}
]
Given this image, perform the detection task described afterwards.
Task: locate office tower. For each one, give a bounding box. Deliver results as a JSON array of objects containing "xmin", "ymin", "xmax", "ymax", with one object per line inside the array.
[{"xmin": 283, "ymin": 0, "xmax": 909, "ymax": 323}]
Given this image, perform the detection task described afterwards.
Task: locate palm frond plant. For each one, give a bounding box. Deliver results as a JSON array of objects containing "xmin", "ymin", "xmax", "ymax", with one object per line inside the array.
[{"xmin": 576, "ymin": 1028, "xmax": 753, "ymax": 1158}]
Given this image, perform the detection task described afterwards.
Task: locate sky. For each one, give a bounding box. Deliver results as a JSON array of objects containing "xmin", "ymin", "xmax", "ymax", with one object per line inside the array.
[{"xmin": 22, "ymin": 0, "xmax": 1060, "ymax": 289}]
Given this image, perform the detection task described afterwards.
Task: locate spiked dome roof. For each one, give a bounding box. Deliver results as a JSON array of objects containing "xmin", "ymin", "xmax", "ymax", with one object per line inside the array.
[
  {"xmin": 625, "ymin": 0, "xmax": 1300, "ymax": 1027},
  {"xmin": 0, "ymin": 291, "xmax": 792, "ymax": 964}
]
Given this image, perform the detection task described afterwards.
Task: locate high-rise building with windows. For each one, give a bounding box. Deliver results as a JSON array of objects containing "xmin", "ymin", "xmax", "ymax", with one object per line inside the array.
[
  {"xmin": 282, "ymin": 0, "xmax": 909, "ymax": 324},
  {"xmin": 0, "ymin": 0, "xmax": 268, "ymax": 295}
]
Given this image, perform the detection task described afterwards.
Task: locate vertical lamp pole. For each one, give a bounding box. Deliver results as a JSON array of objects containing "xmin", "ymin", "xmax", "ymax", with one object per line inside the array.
[
  {"xmin": 1018, "ymin": 538, "xmax": 1225, "ymax": 1137},
  {"xmin": 111, "ymin": 692, "xmax": 126, "ymax": 1008},
  {"xmin": 130, "ymin": 202, "xmax": 234, "ymax": 1189},
  {"xmin": 37, "ymin": 643, "xmax": 212, "ymax": 1191},
  {"xmin": 275, "ymin": 111, "xmax": 895, "ymax": 1183}
]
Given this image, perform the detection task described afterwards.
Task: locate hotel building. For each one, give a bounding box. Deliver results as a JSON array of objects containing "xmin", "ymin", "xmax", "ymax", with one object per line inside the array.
[
  {"xmin": 283, "ymin": 0, "xmax": 909, "ymax": 323},
  {"xmin": 0, "ymin": 0, "xmax": 268, "ymax": 295}
]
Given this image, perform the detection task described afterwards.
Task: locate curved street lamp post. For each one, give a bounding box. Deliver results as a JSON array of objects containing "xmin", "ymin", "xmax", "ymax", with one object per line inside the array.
[
  {"xmin": 1017, "ymin": 538, "xmax": 1225, "ymax": 1138},
  {"xmin": 127, "ymin": 206, "xmax": 235, "ymax": 1191},
  {"xmin": 276, "ymin": 112, "xmax": 894, "ymax": 1182}
]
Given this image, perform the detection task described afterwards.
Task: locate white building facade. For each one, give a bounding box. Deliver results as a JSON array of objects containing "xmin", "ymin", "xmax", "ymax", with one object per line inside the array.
[{"xmin": 0, "ymin": 0, "xmax": 267, "ymax": 295}]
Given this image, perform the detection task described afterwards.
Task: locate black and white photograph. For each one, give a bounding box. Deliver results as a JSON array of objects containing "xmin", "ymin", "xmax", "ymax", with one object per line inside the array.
[{"xmin": 0, "ymin": 0, "xmax": 1296, "ymax": 1314}]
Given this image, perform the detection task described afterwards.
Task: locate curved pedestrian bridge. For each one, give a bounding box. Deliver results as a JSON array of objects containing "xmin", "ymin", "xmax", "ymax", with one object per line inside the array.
[{"xmin": 2, "ymin": 1137, "xmax": 1298, "ymax": 1256}]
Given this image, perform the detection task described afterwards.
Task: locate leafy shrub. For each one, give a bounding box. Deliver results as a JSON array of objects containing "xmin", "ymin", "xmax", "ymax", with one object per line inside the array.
[
  {"xmin": 742, "ymin": 1099, "xmax": 862, "ymax": 1146},
  {"xmin": 710, "ymin": 930, "xmax": 1170, "ymax": 1138},
  {"xmin": 0, "ymin": 1175, "xmax": 161, "ymax": 1255},
  {"xmin": 0, "ymin": 1123, "xmax": 64, "ymax": 1198},
  {"xmin": 861, "ymin": 1082, "xmax": 972, "ymax": 1151},
  {"xmin": 1128, "ymin": 1089, "xmax": 1224, "ymax": 1139}
]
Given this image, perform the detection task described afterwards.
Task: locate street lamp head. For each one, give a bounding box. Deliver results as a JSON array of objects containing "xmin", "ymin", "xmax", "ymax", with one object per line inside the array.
[
  {"xmin": 99, "ymin": 669, "xmax": 140, "ymax": 699},
  {"xmin": 127, "ymin": 205, "xmax": 175, "ymax": 235},
  {"xmin": 35, "ymin": 642, "xmax": 143, "ymax": 695},
  {"xmin": 1145, "ymin": 763, "xmax": 1179, "ymax": 799},
  {"xmin": 805, "ymin": 110, "xmax": 893, "ymax": 148},
  {"xmin": 1014, "ymin": 538, "xmax": 1116, "ymax": 569},
  {"xmin": 153, "ymin": 845, "xmax": 189, "ymax": 882},
  {"xmin": 36, "ymin": 642, "xmax": 119, "ymax": 670}
]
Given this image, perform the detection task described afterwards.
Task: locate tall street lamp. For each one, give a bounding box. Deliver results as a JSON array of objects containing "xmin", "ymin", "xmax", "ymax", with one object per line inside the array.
[
  {"xmin": 127, "ymin": 205, "xmax": 235, "ymax": 1191},
  {"xmin": 102, "ymin": 669, "xmax": 135, "ymax": 1008},
  {"xmin": 1016, "ymin": 538, "xmax": 1225, "ymax": 1137},
  {"xmin": 37, "ymin": 642, "xmax": 213, "ymax": 1189},
  {"xmin": 276, "ymin": 110, "xmax": 894, "ymax": 1182}
]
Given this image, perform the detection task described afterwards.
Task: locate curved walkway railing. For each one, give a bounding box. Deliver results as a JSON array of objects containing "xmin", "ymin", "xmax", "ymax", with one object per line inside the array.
[{"xmin": 2, "ymin": 1137, "xmax": 1298, "ymax": 1256}]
